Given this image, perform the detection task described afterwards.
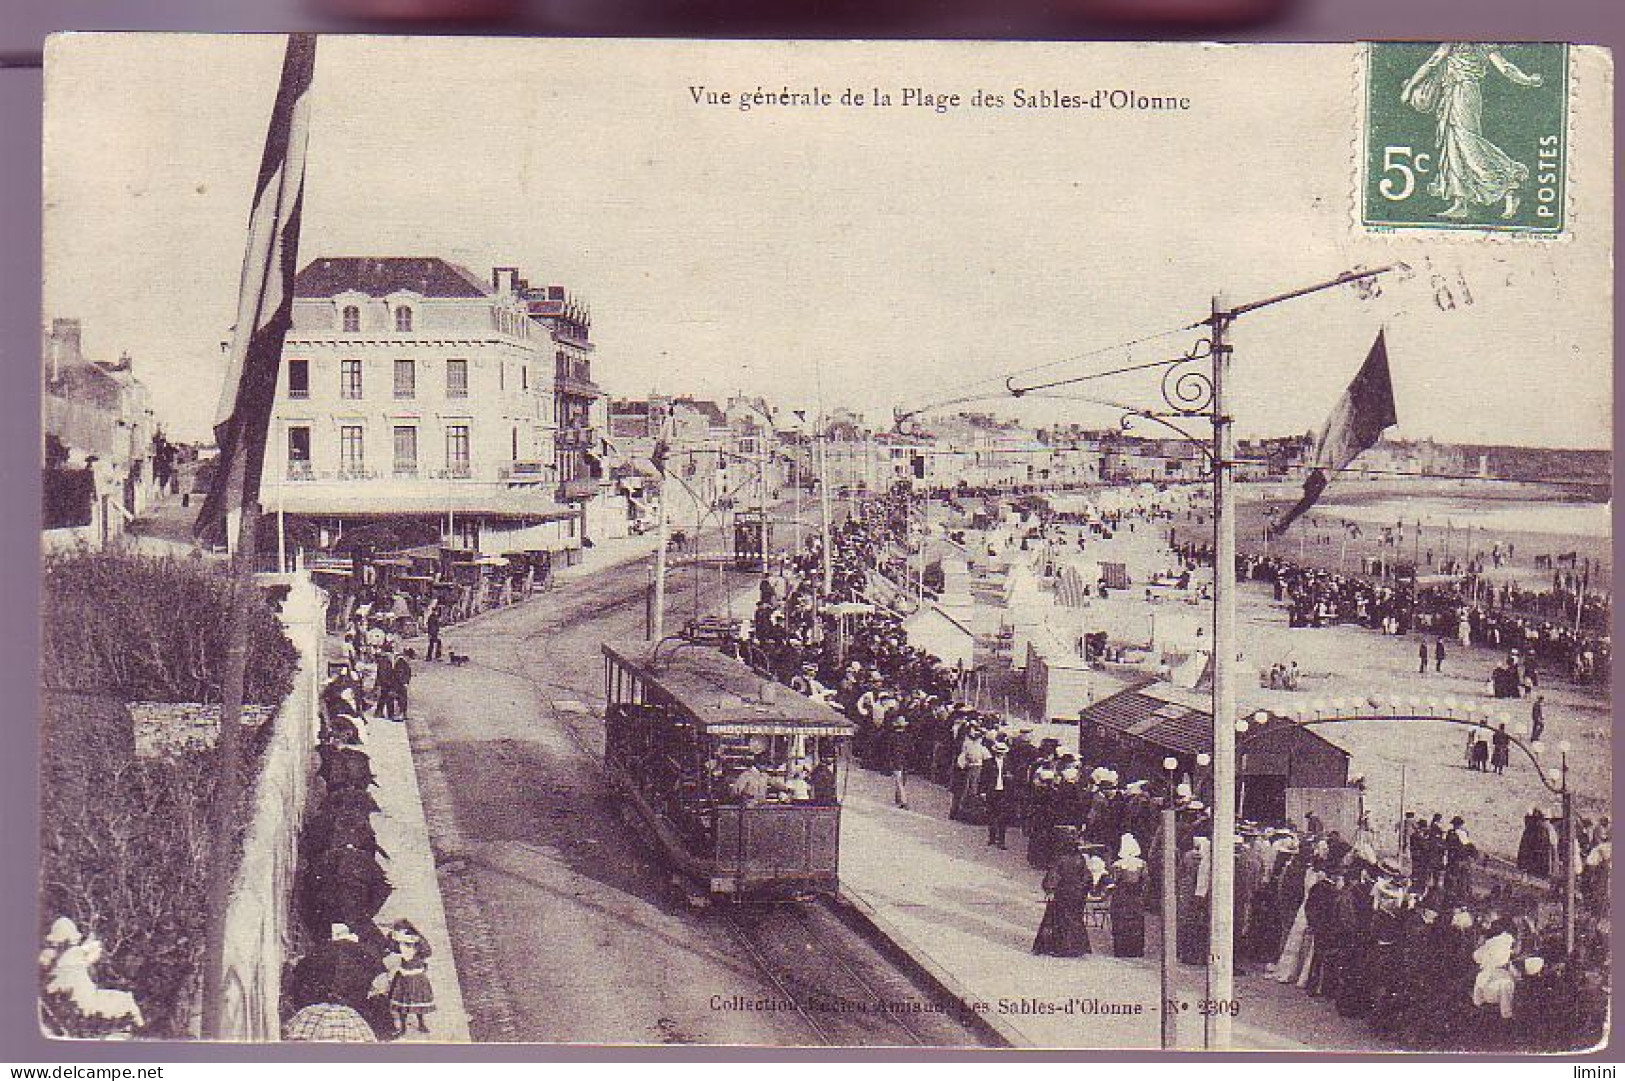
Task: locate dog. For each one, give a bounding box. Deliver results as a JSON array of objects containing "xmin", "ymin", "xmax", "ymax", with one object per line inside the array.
[{"xmin": 448, "ymin": 651, "xmax": 471, "ymax": 667}]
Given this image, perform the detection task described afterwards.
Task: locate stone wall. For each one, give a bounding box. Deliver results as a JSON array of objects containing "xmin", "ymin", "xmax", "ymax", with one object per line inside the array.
[
  {"xmin": 213, "ymin": 572, "xmax": 328, "ymax": 1041},
  {"xmin": 128, "ymin": 702, "xmax": 277, "ymax": 759}
]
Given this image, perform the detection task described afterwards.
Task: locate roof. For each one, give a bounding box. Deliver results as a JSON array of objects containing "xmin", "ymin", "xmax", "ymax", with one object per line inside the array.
[
  {"xmin": 1079, "ymin": 680, "xmax": 1350, "ymax": 761},
  {"xmin": 295, "ymin": 257, "xmax": 492, "ymax": 299},
  {"xmin": 672, "ymin": 397, "xmax": 727, "ymax": 427},
  {"xmin": 602, "ymin": 642, "xmax": 855, "ymax": 736}
]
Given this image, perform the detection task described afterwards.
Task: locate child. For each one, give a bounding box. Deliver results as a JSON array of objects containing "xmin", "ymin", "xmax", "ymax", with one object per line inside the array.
[{"xmin": 386, "ymin": 919, "xmax": 435, "ymax": 1036}]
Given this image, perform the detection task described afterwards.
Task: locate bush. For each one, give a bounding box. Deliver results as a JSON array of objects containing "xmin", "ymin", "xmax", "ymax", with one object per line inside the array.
[
  {"xmin": 42, "ymin": 547, "xmax": 299, "ymax": 706},
  {"xmin": 39, "ymin": 692, "xmax": 270, "ymax": 1039}
]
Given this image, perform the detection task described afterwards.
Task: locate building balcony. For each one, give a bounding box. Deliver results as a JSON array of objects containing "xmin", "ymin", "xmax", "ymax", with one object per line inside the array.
[
  {"xmin": 392, "ymin": 466, "xmax": 420, "ymax": 479},
  {"xmin": 555, "ymin": 426, "xmax": 597, "ymax": 450},
  {"xmin": 557, "ymin": 478, "xmax": 598, "ymax": 501},
  {"xmin": 432, "ymin": 466, "xmax": 473, "ymax": 480},
  {"xmin": 500, "ymin": 461, "xmax": 552, "ymax": 480}
]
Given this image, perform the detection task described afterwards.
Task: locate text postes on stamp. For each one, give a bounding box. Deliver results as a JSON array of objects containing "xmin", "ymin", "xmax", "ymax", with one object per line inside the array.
[{"xmin": 1363, "ymin": 42, "xmax": 1569, "ymax": 234}]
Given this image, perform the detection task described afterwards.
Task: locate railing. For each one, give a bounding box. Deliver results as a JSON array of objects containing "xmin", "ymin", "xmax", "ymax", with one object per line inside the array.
[
  {"xmin": 433, "ymin": 466, "xmax": 473, "ymax": 480},
  {"xmin": 558, "ymin": 478, "xmax": 598, "ymax": 501},
  {"xmin": 392, "ymin": 466, "xmax": 419, "ymax": 479},
  {"xmin": 500, "ymin": 461, "xmax": 551, "ymax": 480}
]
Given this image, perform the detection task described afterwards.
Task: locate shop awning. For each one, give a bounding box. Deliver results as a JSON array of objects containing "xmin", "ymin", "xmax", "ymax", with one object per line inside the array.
[{"xmin": 273, "ymin": 486, "xmax": 575, "ymax": 520}]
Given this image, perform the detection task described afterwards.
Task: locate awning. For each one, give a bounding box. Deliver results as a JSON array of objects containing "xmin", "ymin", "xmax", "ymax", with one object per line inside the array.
[{"xmin": 274, "ymin": 485, "xmax": 576, "ymax": 521}]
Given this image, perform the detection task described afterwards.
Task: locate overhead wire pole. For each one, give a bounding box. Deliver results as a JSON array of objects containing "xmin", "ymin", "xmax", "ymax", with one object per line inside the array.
[
  {"xmin": 651, "ymin": 414, "xmax": 671, "ymax": 643},
  {"xmin": 1204, "ymin": 262, "xmax": 1400, "ymax": 1050},
  {"xmin": 1206, "ymin": 294, "xmax": 1238, "ymax": 1050}
]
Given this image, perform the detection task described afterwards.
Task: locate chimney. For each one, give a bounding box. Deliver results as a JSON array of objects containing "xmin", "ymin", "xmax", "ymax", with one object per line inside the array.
[
  {"xmin": 491, "ymin": 267, "xmax": 519, "ymax": 294},
  {"xmin": 50, "ymin": 318, "xmax": 83, "ymax": 379}
]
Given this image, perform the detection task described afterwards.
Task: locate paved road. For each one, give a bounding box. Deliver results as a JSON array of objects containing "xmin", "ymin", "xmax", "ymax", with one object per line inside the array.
[{"xmin": 402, "ymin": 510, "xmax": 985, "ymax": 1046}]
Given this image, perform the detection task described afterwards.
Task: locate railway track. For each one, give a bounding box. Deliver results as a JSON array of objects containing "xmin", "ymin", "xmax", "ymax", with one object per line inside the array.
[{"xmin": 720, "ymin": 901, "xmax": 984, "ymax": 1047}]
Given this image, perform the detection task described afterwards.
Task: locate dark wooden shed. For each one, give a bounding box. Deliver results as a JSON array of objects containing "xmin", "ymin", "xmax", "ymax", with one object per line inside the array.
[{"xmin": 1077, "ymin": 679, "xmax": 1352, "ymax": 826}]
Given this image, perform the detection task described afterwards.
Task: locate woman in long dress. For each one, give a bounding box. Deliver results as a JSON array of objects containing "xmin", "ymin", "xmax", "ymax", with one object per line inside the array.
[
  {"xmin": 1269, "ymin": 866, "xmax": 1324, "ymax": 986},
  {"xmin": 1401, "ymin": 43, "xmax": 1545, "ymax": 220},
  {"xmin": 1110, "ymin": 833, "xmax": 1148, "ymax": 958},
  {"xmin": 1034, "ymin": 835, "xmax": 1093, "ymax": 957}
]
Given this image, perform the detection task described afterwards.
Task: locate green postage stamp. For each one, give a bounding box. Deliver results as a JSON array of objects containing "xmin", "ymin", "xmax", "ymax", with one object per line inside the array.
[{"xmin": 1363, "ymin": 42, "xmax": 1569, "ymax": 234}]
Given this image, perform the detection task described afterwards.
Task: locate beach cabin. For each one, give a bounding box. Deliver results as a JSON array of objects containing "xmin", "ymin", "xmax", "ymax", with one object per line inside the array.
[{"xmin": 1076, "ymin": 680, "xmax": 1355, "ymax": 831}]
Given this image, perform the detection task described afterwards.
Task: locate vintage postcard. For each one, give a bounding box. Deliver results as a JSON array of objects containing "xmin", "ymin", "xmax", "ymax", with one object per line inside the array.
[{"xmin": 38, "ymin": 36, "xmax": 1612, "ymax": 1052}]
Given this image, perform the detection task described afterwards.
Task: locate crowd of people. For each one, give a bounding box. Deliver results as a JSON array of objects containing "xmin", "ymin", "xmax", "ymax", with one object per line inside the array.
[
  {"xmin": 727, "ymin": 489, "xmax": 1608, "ymax": 1050},
  {"xmin": 1201, "ymin": 546, "xmax": 1613, "ymax": 688},
  {"xmin": 278, "ymin": 645, "xmax": 440, "ymax": 1042}
]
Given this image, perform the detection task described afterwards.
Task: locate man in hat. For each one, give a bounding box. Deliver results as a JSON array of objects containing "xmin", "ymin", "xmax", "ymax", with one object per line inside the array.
[{"xmin": 981, "ymin": 740, "xmax": 1016, "ymax": 848}]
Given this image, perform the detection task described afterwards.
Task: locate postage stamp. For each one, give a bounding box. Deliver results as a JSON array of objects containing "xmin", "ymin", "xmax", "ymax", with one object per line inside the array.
[{"xmin": 1362, "ymin": 42, "xmax": 1570, "ymax": 233}]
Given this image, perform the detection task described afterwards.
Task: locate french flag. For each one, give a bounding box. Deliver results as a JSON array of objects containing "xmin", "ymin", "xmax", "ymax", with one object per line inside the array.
[
  {"xmin": 196, "ymin": 34, "xmax": 317, "ymax": 543},
  {"xmin": 1273, "ymin": 329, "xmax": 1398, "ymax": 535}
]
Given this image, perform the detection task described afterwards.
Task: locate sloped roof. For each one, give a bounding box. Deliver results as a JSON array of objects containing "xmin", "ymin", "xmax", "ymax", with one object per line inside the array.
[
  {"xmin": 1080, "ymin": 680, "xmax": 1349, "ymax": 761},
  {"xmin": 673, "ymin": 397, "xmax": 727, "ymax": 427},
  {"xmin": 295, "ymin": 257, "xmax": 492, "ymax": 299}
]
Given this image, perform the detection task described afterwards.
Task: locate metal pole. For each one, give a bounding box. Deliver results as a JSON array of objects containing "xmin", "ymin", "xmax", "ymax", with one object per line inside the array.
[
  {"xmin": 759, "ymin": 435, "xmax": 770, "ymax": 576},
  {"xmin": 1563, "ymin": 753, "xmax": 1576, "ymax": 956},
  {"xmin": 793, "ymin": 454, "xmax": 803, "ymax": 557},
  {"xmin": 276, "ymin": 422, "xmax": 287, "ymax": 573},
  {"xmin": 1161, "ymin": 768, "xmax": 1179, "ymax": 1051},
  {"xmin": 652, "ymin": 454, "xmax": 670, "ymax": 643},
  {"xmin": 1207, "ymin": 294, "xmax": 1238, "ymax": 1048},
  {"xmin": 818, "ymin": 430, "xmax": 835, "ymax": 595}
]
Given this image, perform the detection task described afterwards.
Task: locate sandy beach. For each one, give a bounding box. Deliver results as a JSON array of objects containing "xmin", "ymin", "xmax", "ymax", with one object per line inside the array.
[{"xmin": 943, "ymin": 482, "xmax": 1611, "ymax": 865}]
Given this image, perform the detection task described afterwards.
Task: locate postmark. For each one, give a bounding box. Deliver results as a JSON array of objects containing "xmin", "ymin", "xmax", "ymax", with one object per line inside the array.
[{"xmin": 1362, "ymin": 42, "xmax": 1569, "ymax": 234}]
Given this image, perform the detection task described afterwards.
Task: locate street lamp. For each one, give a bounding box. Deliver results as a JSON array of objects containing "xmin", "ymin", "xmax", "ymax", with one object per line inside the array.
[{"xmin": 1160, "ymin": 754, "xmax": 1181, "ymax": 1051}]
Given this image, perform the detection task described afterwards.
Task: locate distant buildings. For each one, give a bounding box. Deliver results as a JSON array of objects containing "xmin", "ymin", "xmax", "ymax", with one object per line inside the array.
[
  {"xmin": 264, "ymin": 257, "xmax": 620, "ymax": 558},
  {"xmin": 42, "ymin": 318, "xmax": 160, "ymax": 549}
]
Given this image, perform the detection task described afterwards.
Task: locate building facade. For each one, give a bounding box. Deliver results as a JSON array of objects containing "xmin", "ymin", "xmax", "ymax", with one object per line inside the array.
[
  {"xmin": 266, "ymin": 257, "xmax": 583, "ymax": 556},
  {"xmin": 42, "ymin": 318, "xmax": 159, "ymax": 549}
]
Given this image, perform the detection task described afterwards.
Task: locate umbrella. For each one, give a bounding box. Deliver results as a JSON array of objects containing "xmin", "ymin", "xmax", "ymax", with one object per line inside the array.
[{"xmin": 282, "ymin": 1003, "xmax": 376, "ymax": 1042}]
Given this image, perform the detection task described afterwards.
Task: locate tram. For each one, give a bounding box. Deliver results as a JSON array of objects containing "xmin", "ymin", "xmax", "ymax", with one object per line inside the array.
[{"xmin": 601, "ymin": 641, "xmax": 854, "ymax": 901}]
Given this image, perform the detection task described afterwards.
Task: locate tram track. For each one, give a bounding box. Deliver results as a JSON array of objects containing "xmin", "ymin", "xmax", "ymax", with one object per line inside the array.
[
  {"xmin": 720, "ymin": 901, "xmax": 948, "ymax": 1048},
  {"xmin": 409, "ymin": 498, "xmax": 996, "ymax": 1046}
]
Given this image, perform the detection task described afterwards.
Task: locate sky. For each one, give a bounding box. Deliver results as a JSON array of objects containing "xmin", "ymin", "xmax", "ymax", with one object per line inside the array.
[{"xmin": 42, "ymin": 36, "xmax": 1614, "ymax": 447}]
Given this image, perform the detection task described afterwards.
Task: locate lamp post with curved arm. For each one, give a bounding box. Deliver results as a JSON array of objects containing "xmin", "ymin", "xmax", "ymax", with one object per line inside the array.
[{"xmin": 1236, "ymin": 702, "xmax": 1577, "ymax": 955}]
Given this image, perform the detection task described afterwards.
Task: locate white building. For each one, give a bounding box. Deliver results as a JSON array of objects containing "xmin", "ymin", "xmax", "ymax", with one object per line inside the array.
[{"xmin": 265, "ymin": 257, "xmax": 581, "ymax": 557}]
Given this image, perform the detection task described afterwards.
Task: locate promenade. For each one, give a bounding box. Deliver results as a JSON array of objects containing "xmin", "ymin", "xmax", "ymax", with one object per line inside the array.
[{"xmin": 837, "ymin": 761, "xmax": 1392, "ymax": 1051}]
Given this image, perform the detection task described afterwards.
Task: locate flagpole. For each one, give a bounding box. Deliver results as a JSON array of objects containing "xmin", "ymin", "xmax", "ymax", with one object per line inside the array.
[{"xmin": 196, "ymin": 33, "xmax": 316, "ymax": 1039}]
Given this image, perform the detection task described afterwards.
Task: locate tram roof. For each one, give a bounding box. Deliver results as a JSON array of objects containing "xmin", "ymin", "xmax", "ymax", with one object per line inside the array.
[{"xmin": 602, "ymin": 642, "xmax": 856, "ymax": 736}]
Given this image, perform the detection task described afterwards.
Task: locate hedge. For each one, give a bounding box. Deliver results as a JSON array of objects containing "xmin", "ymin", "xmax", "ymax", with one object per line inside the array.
[{"xmin": 42, "ymin": 547, "xmax": 299, "ymax": 706}]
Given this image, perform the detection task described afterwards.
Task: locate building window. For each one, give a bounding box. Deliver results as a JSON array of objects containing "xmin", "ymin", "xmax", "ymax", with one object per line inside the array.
[
  {"xmin": 341, "ymin": 305, "xmax": 361, "ymax": 333},
  {"xmin": 394, "ymin": 359, "xmax": 415, "ymax": 399},
  {"xmin": 287, "ymin": 426, "xmax": 311, "ymax": 477},
  {"xmin": 446, "ymin": 359, "xmax": 468, "ymax": 398},
  {"xmin": 393, "ymin": 426, "xmax": 418, "ymax": 475},
  {"xmin": 512, "ymin": 427, "xmax": 519, "ymax": 461},
  {"xmin": 394, "ymin": 306, "xmax": 414, "ymax": 333},
  {"xmin": 340, "ymin": 425, "xmax": 365, "ymax": 474},
  {"xmin": 341, "ymin": 359, "xmax": 363, "ymax": 399},
  {"xmin": 446, "ymin": 424, "xmax": 471, "ymax": 477},
  {"xmin": 287, "ymin": 358, "xmax": 309, "ymax": 399},
  {"xmin": 521, "ymin": 366, "xmax": 529, "ymax": 391}
]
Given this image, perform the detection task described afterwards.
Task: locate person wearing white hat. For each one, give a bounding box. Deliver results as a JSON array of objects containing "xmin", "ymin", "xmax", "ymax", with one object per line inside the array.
[
  {"xmin": 1111, "ymin": 833, "xmax": 1148, "ymax": 958},
  {"xmin": 981, "ymin": 741, "xmax": 1015, "ymax": 848},
  {"xmin": 1471, "ymin": 924, "xmax": 1518, "ymax": 1021}
]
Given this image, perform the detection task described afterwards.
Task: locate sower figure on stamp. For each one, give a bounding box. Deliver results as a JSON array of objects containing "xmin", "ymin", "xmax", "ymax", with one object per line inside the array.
[{"xmin": 1401, "ymin": 42, "xmax": 1545, "ymax": 220}]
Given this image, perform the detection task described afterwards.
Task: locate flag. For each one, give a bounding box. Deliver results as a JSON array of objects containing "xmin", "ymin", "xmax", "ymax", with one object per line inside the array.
[
  {"xmin": 1273, "ymin": 330, "xmax": 1398, "ymax": 535},
  {"xmin": 195, "ymin": 35, "xmax": 317, "ymax": 540}
]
